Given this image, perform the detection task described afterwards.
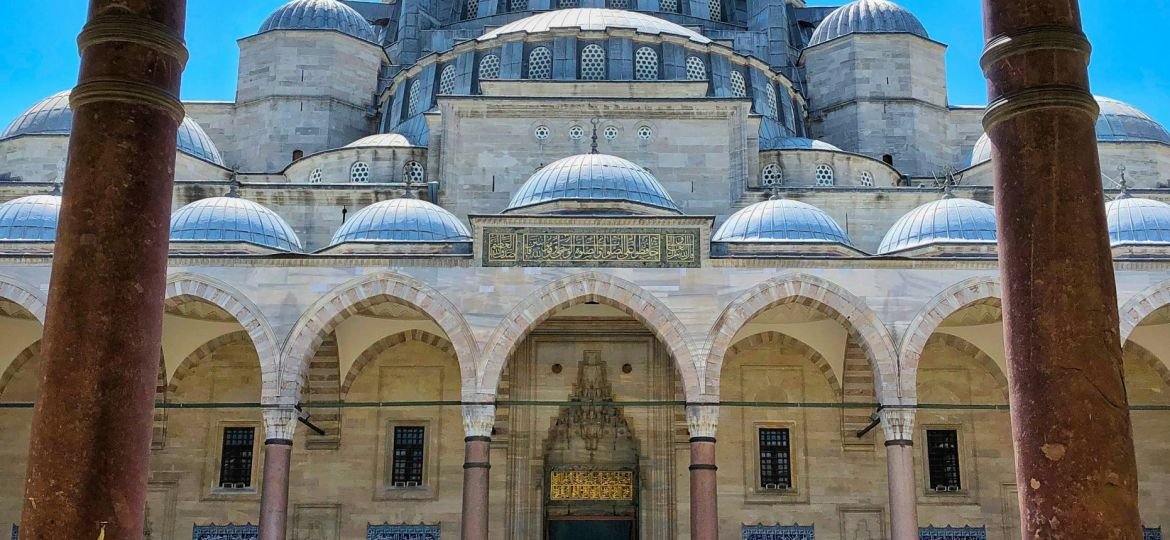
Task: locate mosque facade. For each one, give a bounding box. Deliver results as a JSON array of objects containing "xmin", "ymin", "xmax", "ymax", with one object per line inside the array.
[{"xmin": 0, "ymin": 0, "xmax": 1169, "ymax": 539}]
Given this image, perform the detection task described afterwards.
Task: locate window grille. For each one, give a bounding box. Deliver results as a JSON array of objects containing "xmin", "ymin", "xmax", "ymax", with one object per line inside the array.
[
  {"xmin": 761, "ymin": 164, "xmax": 782, "ymax": 186},
  {"xmin": 581, "ymin": 44, "xmax": 606, "ymax": 80},
  {"xmin": 660, "ymin": 0, "xmax": 678, "ymax": 12},
  {"xmin": 350, "ymin": 162, "xmax": 371, "ymax": 183},
  {"xmin": 464, "ymin": 0, "xmax": 479, "ymax": 19},
  {"xmin": 608, "ymin": 0, "xmax": 629, "ymax": 8},
  {"xmin": 686, "ymin": 56, "xmax": 706, "ymax": 80},
  {"xmin": 479, "ymin": 55, "xmax": 500, "ymax": 80},
  {"xmin": 407, "ymin": 80, "xmax": 422, "ymax": 117},
  {"xmin": 859, "ymin": 170, "xmax": 874, "ymax": 187},
  {"xmin": 528, "ymin": 47, "xmax": 552, "ymax": 80},
  {"xmin": 919, "ymin": 526, "xmax": 986, "ymax": 540},
  {"xmin": 438, "ymin": 65, "xmax": 457, "ymax": 95},
  {"xmin": 391, "ymin": 426, "xmax": 426, "ymax": 486},
  {"xmin": 569, "ymin": 126, "xmax": 585, "ymax": 141},
  {"xmin": 765, "ymin": 83, "xmax": 778, "ymax": 118},
  {"xmin": 1146, "ymin": 527, "xmax": 1163, "ymax": 540},
  {"xmin": 308, "ymin": 168, "xmax": 323, "ymax": 184},
  {"xmin": 193, "ymin": 524, "xmax": 259, "ymax": 540},
  {"xmin": 926, "ymin": 429, "xmax": 961, "ymax": 491},
  {"xmin": 404, "ymin": 161, "xmax": 425, "ymax": 184},
  {"xmin": 559, "ymin": 0, "xmax": 579, "ymax": 7},
  {"xmin": 637, "ymin": 126, "xmax": 653, "ymax": 141},
  {"xmin": 10, "ymin": 525, "xmax": 16, "ymax": 540},
  {"xmin": 534, "ymin": 126, "xmax": 550, "ymax": 141},
  {"xmin": 218, "ymin": 427, "xmax": 255, "ymax": 488},
  {"xmin": 708, "ymin": 0, "xmax": 721, "ymax": 20},
  {"xmin": 635, "ymin": 47, "xmax": 659, "ymax": 81},
  {"xmin": 815, "ymin": 164, "xmax": 834, "ymax": 186},
  {"xmin": 367, "ymin": 524, "xmax": 441, "ymax": 540},
  {"xmin": 730, "ymin": 71, "xmax": 747, "ymax": 97},
  {"xmin": 510, "ymin": 0, "xmax": 528, "ymax": 10},
  {"xmin": 604, "ymin": 126, "xmax": 619, "ymax": 141},
  {"xmin": 742, "ymin": 524, "xmax": 814, "ymax": 540},
  {"xmin": 758, "ymin": 427, "xmax": 792, "ymax": 489}
]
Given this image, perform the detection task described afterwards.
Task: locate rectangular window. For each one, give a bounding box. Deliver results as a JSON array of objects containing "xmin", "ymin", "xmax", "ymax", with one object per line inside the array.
[
  {"xmin": 391, "ymin": 426, "xmax": 426, "ymax": 486},
  {"xmin": 218, "ymin": 427, "xmax": 255, "ymax": 488},
  {"xmin": 758, "ymin": 427, "xmax": 792, "ymax": 490},
  {"xmin": 926, "ymin": 429, "xmax": 961, "ymax": 492}
]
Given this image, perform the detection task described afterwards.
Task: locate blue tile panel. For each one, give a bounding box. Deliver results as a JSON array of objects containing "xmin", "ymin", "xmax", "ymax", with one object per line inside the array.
[
  {"xmin": 1146, "ymin": 527, "xmax": 1163, "ymax": 540},
  {"xmin": 742, "ymin": 524, "xmax": 815, "ymax": 540},
  {"xmin": 192, "ymin": 523, "xmax": 260, "ymax": 540},
  {"xmin": 918, "ymin": 526, "xmax": 986, "ymax": 540},
  {"xmin": 367, "ymin": 523, "xmax": 441, "ymax": 540}
]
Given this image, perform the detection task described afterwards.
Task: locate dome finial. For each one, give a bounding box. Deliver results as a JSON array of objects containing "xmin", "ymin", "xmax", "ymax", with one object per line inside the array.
[
  {"xmin": 1116, "ymin": 164, "xmax": 1132, "ymax": 199},
  {"xmin": 226, "ymin": 181, "xmax": 241, "ymax": 198},
  {"xmin": 941, "ymin": 181, "xmax": 955, "ymax": 199},
  {"xmin": 590, "ymin": 117, "xmax": 600, "ymax": 155},
  {"xmin": 49, "ymin": 182, "xmax": 62, "ymax": 196},
  {"xmin": 768, "ymin": 183, "xmax": 785, "ymax": 201}
]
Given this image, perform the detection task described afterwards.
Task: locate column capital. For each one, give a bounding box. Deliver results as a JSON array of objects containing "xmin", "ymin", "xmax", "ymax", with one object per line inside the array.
[
  {"xmin": 263, "ymin": 406, "xmax": 298, "ymax": 442},
  {"xmin": 686, "ymin": 404, "xmax": 719, "ymax": 439},
  {"xmin": 462, "ymin": 404, "xmax": 496, "ymax": 438},
  {"xmin": 880, "ymin": 407, "xmax": 915, "ymax": 443}
]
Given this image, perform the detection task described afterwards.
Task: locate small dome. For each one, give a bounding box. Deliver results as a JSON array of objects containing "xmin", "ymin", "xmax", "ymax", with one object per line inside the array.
[
  {"xmin": 878, "ymin": 196, "xmax": 997, "ymax": 254},
  {"xmin": 507, "ymin": 153, "xmax": 679, "ymax": 213},
  {"xmin": 331, "ymin": 198, "xmax": 471, "ymax": 244},
  {"xmin": 808, "ymin": 0, "xmax": 928, "ymax": 47},
  {"xmin": 971, "ymin": 96, "xmax": 1170, "ymax": 166},
  {"xmin": 1106, "ymin": 196, "xmax": 1170, "ymax": 245},
  {"xmin": 345, "ymin": 133, "xmax": 418, "ymax": 148},
  {"xmin": 0, "ymin": 195, "xmax": 62, "ymax": 242},
  {"xmin": 480, "ymin": 8, "xmax": 711, "ymax": 44},
  {"xmin": 2, "ymin": 91, "xmax": 226, "ymax": 166},
  {"xmin": 761, "ymin": 136, "xmax": 841, "ymax": 151},
  {"xmin": 259, "ymin": 0, "xmax": 376, "ymax": 42},
  {"xmin": 714, "ymin": 198, "xmax": 852, "ymax": 244},
  {"xmin": 170, "ymin": 196, "xmax": 302, "ymax": 252}
]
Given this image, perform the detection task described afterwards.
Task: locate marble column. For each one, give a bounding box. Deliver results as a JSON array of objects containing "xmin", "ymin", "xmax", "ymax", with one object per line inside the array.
[
  {"xmin": 19, "ymin": 2, "xmax": 188, "ymax": 538},
  {"xmin": 259, "ymin": 408, "xmax": 297, "ymax": 540},
  {"xmin": 686, "ymin": 404, "xmax": 719, "ymax": 540},
  {"xmin": 461, "ymin": 404, "xmax": 495, "ymax": 540},
  {"xmin": 881, "ymin": 408, "xmax": 918, "ymax": 540},
  {"xmin": 981, "ymin": 2, "xmax": 1142, "ymax": 538}
]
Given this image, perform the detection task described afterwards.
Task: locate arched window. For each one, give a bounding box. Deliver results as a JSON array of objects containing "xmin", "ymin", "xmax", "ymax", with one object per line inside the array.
[
  {"xmin": 730, "ymin": 71, "xmax": 747, "ymax": 98},
  {"xmin": 581, "ymin": 44, "xmax": 607, "ymax": 80},
  {"xmin": 350, "ymin": 162, "xmax": 371, "ymax": 183},
  {"xmin": 438, "ymin": 65, "xmax": 457, "ymax": 95},
  {"xmin": 528, "ymin": 47, "xmax": 552, "ymax": 80},
  {"xmin": 308, "ymin": 168, "xmax": 323, "ymax": 184},
  {"xmin": 292, "ymin": 149, "xmax": 304, "ymax": 161},
  {"xmin": 403, "ymin": 161, "xmax": 425, "ymax": 184},
  {"xmin": 815, "ymin": 164, "xmax": 835, "ymax": 186},
  {"xmin": 708, "ymin": 0, "xmax": 722, "ymax": 21},
  {"xmin": 660, "ymin": 0, "xmax": 678, "ymax": 12},
  {"xmin": 685, "ymin": 56, "xmax": 706, "ymax": 81},
  {"xmin": 407, "ymin": 80, "xmax": 422, "ymax": 117},
  {"xmin": 859, "ymin": 170, "xmax": 875, "ymax": 187},
  {"xmin": 761, "ymin": 164, "xmax": 782, "ymax": 186},
  {"xmin": 479, "ymin": 55, "xmax": 500, "ymax": 80},
  {"xmin": 559, "ymin": 0, "xmax": 579, "ymax": 7},
  {"xmin": 765, "ymin": 84, "xmax": 778, "ymax": 118},
  {"xmin": 464, "ymin": 0, "xmax": 479, "ymax": 19},
  {"xmin": 634, "ymin": 47, "xmax": 659, "ymax": 81}
]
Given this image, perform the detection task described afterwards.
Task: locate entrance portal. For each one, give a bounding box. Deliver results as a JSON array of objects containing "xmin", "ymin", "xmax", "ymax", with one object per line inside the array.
[{"xmin": 547, "ymin": 517, "xmax": 636, "ymax": 540}]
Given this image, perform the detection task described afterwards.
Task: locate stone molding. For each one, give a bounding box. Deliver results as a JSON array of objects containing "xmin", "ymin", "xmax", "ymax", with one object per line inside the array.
[
  {"xmin": 0, "ymin": 272, "xmax": 47, "ymax": 323},
  {"xmin": 1120, "ymin": 278, "xmax": 1170, "ymax": 345},
  {"xmin": 686, "ymin": 404, "xmax": 719, "ymax": 438},
  {"xmin": 898, "ymin": 276, "xmax": 1001, "ymax": 397},
  {"xmin": 462, "ymin": 404, "xmax": 496, "ymax": 438}
]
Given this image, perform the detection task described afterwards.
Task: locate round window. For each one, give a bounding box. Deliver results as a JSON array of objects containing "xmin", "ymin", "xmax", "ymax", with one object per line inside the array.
[
  {"xmin": 604, "ymin": 126, "xmax": 619, "ymax": 141},
  {"xmin": 637, "ymin": 126, "xmax": 653, "ymax": 141},
  {"xmin": 569, "ymin": 126, "xmax": 585, "ymax": 140},
  {"xmin": 534, "ymin": 126, "xmax": 550, "ymax": 141},
  {"xmin": 308, "ymin": 168, "xmax": 323, "ymax": 184}
]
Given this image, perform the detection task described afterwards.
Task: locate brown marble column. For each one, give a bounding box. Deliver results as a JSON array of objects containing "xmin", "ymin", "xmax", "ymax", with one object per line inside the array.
[
  {"xmin": 880, "ymin": 409, "xmax": 918, "ymax": 540},
  {"xmin": 259, "ymin": 408, "xmax": 297, "ymax": 540},
  {"xmin": 687, "ymin": 405, "xmax": 719, "ymax": 540},
  {"xmin": 19, "ymin": 2, "xmax": 188, "ymax": 539},
  {"xmin": 461, "ymin": 404, "xmax": 494, "ymax": 540},
  {"xmin": 981, "ymin": 2, "xmax": 1142, "ymax": 538}
]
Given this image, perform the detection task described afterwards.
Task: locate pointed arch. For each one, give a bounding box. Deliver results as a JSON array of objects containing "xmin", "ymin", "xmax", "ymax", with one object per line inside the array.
[
  {"xmin": 899, "ymin": 276, "xmax": 1002, "ymax": 399},
  {"xmin": 165, "ymin": 273, "xmax": 280, "ymax": 401},
  {"xmin": 923, "ymin": 333, "xmax": 1009, "ymax": 396},
  {"xmin": 167, "ymin": 330, "xmax": 252, "ymax": 395},
  {"xmin": 479, "ymin": 272, "xmax": 700, "ymax": 401},
  {"xmin": 280, "ymin": 272, "xmax": 479, "ymax": 404},
  {"xmin": 342, "ymin": 330, "xmax": 457, "ymax": 399},
  {"xmin": 726, "ymin": 331, "xmax": 842, "ymax": 400},
  {"xmin": 1120, "ymin": 279, "xmax": 1170, "ymax": 344},
  {"xmin": 0, "ymin": 272, "xmax": 47, "ymax": 323},
  {"xmin": 704, "ymin": 273, "xmax": 899, "ymax": 404},
  {"xmin": 1122, "ymin": 340, "xmax": 1170, "ymax": 391},
  {"xmin": 0, "ymin": 340, "xmax": 41, "ymax": 399}
]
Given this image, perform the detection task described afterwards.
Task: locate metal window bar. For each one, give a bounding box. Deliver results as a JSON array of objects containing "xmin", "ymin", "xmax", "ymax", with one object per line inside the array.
[
  {"xmin": 391, "ymin": 426, "xmax": 425, "ymax": 485},
  {"xmin": 758, "ymin": 428, "xmax": 791, "ymax": 489},
  {"xmin": 926, "ymin": 429, "xmax": 961, "ymax": 491},
  {"xmin": 919, "ymin": 526, "xmax": 986, "ymax": 540},
  {"xmin": 193, "ymin": 523, "xmax": 260, "ymax": 540},
  {"xmin": 742, "ymin": 524, "xmax": 814, "ymax": 540},
  {"xmin": 1147, "ymin": 527, "xmax": 1163, "ymax": 540},
  {"xmin": 218, "ymin": 427, "xmax": 254, "ymax": 488},
  {"xmin": 367, "ymin": 523, "xmax": 441, "ymax": 540}
]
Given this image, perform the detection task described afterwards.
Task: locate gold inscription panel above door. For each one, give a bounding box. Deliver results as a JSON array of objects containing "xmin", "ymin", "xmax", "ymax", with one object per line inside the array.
[
  {"xmin": 483, "ymin": 227, "xmax": 701, "ymax": 268},
  {"xmin": 549, "ymin": 470, "xmax": 635, "ymax": 501}
]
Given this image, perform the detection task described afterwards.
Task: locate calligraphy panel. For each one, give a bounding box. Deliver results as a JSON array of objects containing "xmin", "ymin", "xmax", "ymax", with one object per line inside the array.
[
  {"xmin": 549, "ymin": 470, "xmax": 635, "ymax": 501},
  {"xmin": 483, "ymin": 227, "xmax": 700, "ymax": 268}
]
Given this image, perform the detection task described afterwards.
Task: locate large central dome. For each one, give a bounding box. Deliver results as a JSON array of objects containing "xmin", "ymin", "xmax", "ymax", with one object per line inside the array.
[
  {"xmin": 479, "ymin": 9, "xmax": 711, "ymax": 44},
  {"xmin": 506, "ymin": 153, "xmax": 680, "ymax": 213}
]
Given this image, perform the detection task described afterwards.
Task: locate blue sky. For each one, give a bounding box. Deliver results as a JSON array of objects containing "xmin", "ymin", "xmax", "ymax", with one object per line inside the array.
[{"xmin": 1, "ymin": 0, "xmax": 1168, "ymax": 127}]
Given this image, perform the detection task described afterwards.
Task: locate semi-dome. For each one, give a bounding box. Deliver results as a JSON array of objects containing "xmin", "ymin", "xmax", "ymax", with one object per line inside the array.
[
  {"xmin": 760, "ymin": 136, "xmax": 841, "ymax": 151},
  {"xmin": 1106, "ymin": 195, "xmax": 1170, "ymax": 245},
  {"xmin": 0, "ymin": 194, "xmax": 62, "ymax": 242},
  {"xmin": 506, "ymin": 153, "xmax": 680, "ymax": 213},
  {"xmin": 714, "ymin": 198, "xmax": 852, "ymax": 245},
  {"xmin": 878, "ymin": 196, "xmax": 997, "ymax": 254},
  {"xmin": 479, "ymin": 8, "xmax": 711, "ymax": 44},
  {"xmin": 345, "ymin": 133, "xmax": 418, "ymax": 148},
  {"xmin": 170, "ymin": 195, "xmax": 302, "ymax": 252},
  {"xmin": 258, "ymin": 0, "xmax": 377, "ymax": 42},
  {"xmin": 971, "ymin": 96, "xmax": 1170, "ymax": 166},
  {"xmin": 331, "ymin": 198, "xmax": 471, "ymax": 244},
  {"xmin": 2, "ymin": 91, "xmax": 226, "ymax": 166},
  {"xmin": 808, "ymin": 0, "xmax": 928, "ymax": 47}
]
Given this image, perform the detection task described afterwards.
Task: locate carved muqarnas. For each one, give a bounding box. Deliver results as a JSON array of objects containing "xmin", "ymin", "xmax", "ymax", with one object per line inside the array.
[{"xmin": 544, "ymin": 351, "xmax": 639, "ymax": 465}]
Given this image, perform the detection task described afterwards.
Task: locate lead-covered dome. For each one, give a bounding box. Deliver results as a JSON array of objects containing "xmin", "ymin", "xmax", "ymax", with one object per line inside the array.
[
  {"xmin": 879, "ymin": 196, "xmax": 997, "ymax": 254},
  {"xmin": 760, "ymin": 137, "xmax": 842, "ymax": 151},
  {"xmin": 0, "ymin": 195, "xmax": 61, "ymax": 242},
  {"xmin": 506, "ymin": 153, "xmax": 680, "ymax": 213},
  {"xmin": 480, "ymin": 9, "xmax": 711, "ymax": 44},
  {"xmin": 259, "ymin": 0, "xmax": 377, "ymax": 42},
  {"xmin": 345, "ymin": 133, "xmax": 418, "ymax": 148},
  {"xmin": 1106, "ymin": 195, "xmax": 1170, "ymax": 245},
  {"xmin": 2, "ymin": 90, "xmax": 226, "ymax": 166},
  {"xmin": 170, "ymin": 196, "xmax": 302, "ymax": 252},
  {"xmin": 332, "ymin": 198, "xmax": 471, "ymax": 244},
  {"xmin": 808, "ymin": 0, "xmax": 928, "ymax": 47},
  {"xmin": 714, "ymin": 198, "xmax": 852, "ymax": 244}
]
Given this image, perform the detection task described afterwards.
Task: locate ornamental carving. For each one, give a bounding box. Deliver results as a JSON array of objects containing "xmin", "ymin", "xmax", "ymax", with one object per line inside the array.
[
  {"xmin": 484, "ymin": 227, "xmax": 700, "ymax": 267},
  {"xmin": 549, "ymin": 470, "xmax": 635, "ymax": 501}
]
